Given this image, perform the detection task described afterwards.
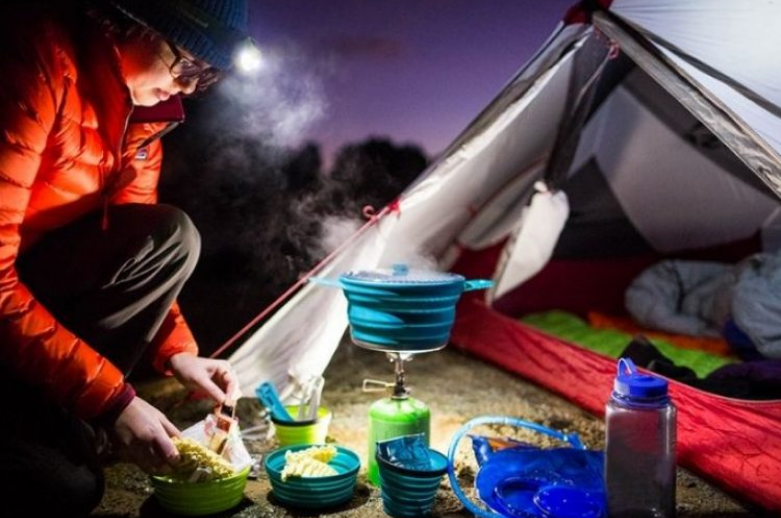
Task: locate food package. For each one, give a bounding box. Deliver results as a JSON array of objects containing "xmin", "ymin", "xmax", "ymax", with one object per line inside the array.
[
  {"xmin": 204, "ymin": 405, "xmax": 238, "ymax": 455},
  {"xmin": 171, "ymin": 415, "xmax": 252, "ymax": 482}
]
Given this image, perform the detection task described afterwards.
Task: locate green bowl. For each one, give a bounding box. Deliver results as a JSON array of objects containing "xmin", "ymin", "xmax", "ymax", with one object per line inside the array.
[
  {"xmin": 150, "ymin": 465, "xmax": 250, "ymax": 516},
  {"xmin": 272, "ymin": 406, "xmax": 332, "ymax": 447},
  {"xmin": 264, "ymin": 444, "xmax": 360, "ymax": 509}
]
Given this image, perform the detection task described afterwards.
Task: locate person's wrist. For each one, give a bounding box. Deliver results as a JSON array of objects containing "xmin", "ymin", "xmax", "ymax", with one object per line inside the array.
[
  {"xmin": 166, "ymin": 352, "xmax": 196, "ymax": 373},
  {"xmin": 96, "ymin": 383, "xmax": 137, "ymax": 427}
]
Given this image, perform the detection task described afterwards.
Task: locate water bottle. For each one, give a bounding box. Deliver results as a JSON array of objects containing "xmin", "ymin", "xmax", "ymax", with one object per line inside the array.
[{"xmin": 605, "ymin": 358, "xmax": 676, "ymax": 518}]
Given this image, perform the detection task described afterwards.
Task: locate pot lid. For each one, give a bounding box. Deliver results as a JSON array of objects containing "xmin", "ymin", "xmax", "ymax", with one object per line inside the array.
[{"xmin": 341, "ymin": 263, "xmax": 464, "ymax": 284}]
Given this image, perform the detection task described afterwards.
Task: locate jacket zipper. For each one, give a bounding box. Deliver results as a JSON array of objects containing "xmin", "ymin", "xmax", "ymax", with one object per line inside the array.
[
  {"xmin": 102, "ymin": 106, "xmax": 133, "ymax": 231},
  {"xmin": 137, "ymin": 121, "xmax": 180, "ymax": 150},
  {"xmin": 101, "ymin": 106, "xmax": 180, "ymax": 230}
]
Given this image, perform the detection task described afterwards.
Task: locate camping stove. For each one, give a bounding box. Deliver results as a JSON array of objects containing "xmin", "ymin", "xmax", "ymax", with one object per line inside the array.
[
  {"xmin": 361, "ymin": 350, "xmax": 431, "ymax": 487},
  {"xmin": 317, "ymin": 263, "xmax": 492, "ymax": 486}
]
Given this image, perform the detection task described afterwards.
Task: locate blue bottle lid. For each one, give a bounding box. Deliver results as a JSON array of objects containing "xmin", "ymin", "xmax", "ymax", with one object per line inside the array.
[
  {"xmin": 533, "ymin": 485, "xmax": 605, "ymax": 518},
  {"xmin": 613, "ymin": 358, "xmax": 668, "ymax": 401}
]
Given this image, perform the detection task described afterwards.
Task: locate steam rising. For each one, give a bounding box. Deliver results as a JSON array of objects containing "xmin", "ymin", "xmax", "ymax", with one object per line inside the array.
[
  {"xmin": 316, "ymin": 216, "xmax": 362, "ymax": 259},
  {"xmin": 213, "ymin": 46, "xmax": 329, "ymax": 148},
  {"xmin": 160, "ymin": 47, "xmax": 428, "ymax": 353}
]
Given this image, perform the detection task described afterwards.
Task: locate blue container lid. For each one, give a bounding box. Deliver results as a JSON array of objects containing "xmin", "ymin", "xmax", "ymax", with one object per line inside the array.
[
  {"xmin": 533, "ymin": 485, "xmax": 604, "ymax": 518},
  {"xmin": 613, "ymin": 358, "xmax": 668, "ymax": 401},
  {"xmin": 341, "ymin": 263, "xmax": 465, "ymax": 286}
]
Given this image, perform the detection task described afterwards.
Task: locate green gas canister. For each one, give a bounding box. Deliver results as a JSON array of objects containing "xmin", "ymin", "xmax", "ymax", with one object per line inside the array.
[{"xmin": 367, "ymin": 393, "xmax": 430, "ymax": 486}]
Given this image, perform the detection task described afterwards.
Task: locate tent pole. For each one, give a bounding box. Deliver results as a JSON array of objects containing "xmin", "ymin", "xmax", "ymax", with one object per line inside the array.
[{"xmin": 592, "ymin": 11, "xmax": 781, "ymax": 199}]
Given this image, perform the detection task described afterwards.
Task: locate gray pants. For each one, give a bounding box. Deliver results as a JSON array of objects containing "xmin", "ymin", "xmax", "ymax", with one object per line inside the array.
[{"xmin": 0, "ymin": 203, "xmax": 200, "ymax": 517}]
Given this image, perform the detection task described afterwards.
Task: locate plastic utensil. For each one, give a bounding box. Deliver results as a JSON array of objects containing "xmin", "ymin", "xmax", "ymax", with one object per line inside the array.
[
  {"xmin": 306, "ymin": 376, "xmax": 325, "ymax": 421},
  {"xmin": 256, "ymin": 382, "xmax": 296, "ymax": 424},
  {"xmin": 294, "ymin": 375, "xmax": 325, "ymax": 421}
]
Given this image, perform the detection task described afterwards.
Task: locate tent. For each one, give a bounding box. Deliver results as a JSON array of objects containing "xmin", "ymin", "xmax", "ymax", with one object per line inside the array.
[{"xmin": 229, "ymin": 0, "xmax": 781, "ymax": 512}]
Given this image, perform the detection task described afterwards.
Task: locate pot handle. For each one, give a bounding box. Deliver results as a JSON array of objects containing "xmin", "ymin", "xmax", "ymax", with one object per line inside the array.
[
  {"xmin": 308, "ymin": 277, "xmax": 343, "ymax": 289},
  {"xmin": 463, "ymin": 279, "xmax": 494, "ymax": 292}
]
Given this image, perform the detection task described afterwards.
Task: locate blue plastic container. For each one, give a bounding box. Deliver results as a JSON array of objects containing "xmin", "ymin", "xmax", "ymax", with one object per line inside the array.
[
  {"xmin": 376, "ymin": 446, "xmax": 448, "ymax": 517},
  {"xmin": 311, "ymin": 264, "xmax": 492, "ymax": 352},
  {"xmin": 448, "ymin": 416, "xmax": 607, "ymax": 518},
  {"xmin": 264, "ymin": 444, "xmax": 360, "ymax": 510}
]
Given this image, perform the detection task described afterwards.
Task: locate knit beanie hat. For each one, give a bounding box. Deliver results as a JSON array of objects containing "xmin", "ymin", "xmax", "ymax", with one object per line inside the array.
[{"xmin": 110, "ymin": 0, "xmax": 249, "ymax": 70}]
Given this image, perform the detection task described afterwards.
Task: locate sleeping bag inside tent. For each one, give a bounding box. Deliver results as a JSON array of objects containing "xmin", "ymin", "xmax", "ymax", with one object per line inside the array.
[{"xmin": 446, "ymin": 1, "xmax": 781, "ymax": 513}]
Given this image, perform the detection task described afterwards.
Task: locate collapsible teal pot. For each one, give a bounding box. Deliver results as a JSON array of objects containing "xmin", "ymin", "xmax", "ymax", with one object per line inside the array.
[{"xmin": 312, "ymin": 264, "xmax": 493, "ymax": 352}]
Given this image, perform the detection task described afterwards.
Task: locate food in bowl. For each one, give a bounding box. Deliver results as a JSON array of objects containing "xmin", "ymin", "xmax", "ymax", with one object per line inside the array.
[
  {"xmin": 265, "ymin": 444, "xmax": 361, "ymax": 510},
  {"xmin": 170, "ymin": 437, "xmax": 237, "ymax": 482},
  {"xmin": 281, "ymin": 444, "xmax": 338, "ymax": 480}
]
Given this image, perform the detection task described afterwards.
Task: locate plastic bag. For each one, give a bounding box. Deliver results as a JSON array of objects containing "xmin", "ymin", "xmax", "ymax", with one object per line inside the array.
[
  {"xmin": 178, "ymin": 415, "xmax": 253, "ymax": 480},
  {"xmin": 376, "ymin": 433, "xmax": 432, "ymax": 471}
]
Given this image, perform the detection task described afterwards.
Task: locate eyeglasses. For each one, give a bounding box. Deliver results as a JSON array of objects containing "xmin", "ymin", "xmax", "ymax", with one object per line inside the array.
[{"xmin": 159, "ymin": 39, "xmax": 222, "ymax": 93}]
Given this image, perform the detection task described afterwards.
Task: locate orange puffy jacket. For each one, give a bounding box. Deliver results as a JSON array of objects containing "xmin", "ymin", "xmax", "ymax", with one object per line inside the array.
[{"xmin": 0, "ymin": 9, "xmax": 198, "ymax": 420}]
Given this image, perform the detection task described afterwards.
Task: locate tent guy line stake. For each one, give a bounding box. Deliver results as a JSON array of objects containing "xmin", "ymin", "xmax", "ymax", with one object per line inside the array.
[{"xmin": 208, "ymin": 200, "xmax": 401, "ymax": 360}]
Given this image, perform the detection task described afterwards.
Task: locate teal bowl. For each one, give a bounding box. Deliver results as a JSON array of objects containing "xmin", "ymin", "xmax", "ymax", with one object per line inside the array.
[
  {"xmin": 264, "ymin": 444, "xmax": 360, "ymax": 509},
  {"xmin": 376, "ymin": 449, "xmax": 448, "ymax": 518}
]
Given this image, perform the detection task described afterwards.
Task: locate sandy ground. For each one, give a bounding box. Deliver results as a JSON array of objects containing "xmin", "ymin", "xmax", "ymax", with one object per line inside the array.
[{"xmin": 92, "ymin": 342, "xmax": 763, "ymax": 518}]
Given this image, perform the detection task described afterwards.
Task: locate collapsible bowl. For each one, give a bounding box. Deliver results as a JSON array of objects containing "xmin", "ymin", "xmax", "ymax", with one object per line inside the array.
[
  {"xmin": 150, "ymin": 465, "xmax": 251, "ymax": 516},
  {"xmin": 272, "ymin": 405, "xmax": 332, "ymax": 446},
  {"xmin": 312, "ymin": 264, "xmax": 492, "ymax": 352},
  {"xmin": 376, "ymin": 448, "xmax": 449, "ymax": 518},
  {"xmin": 264, "ymin": 444, "xmax": 361, "ymax": 509}
]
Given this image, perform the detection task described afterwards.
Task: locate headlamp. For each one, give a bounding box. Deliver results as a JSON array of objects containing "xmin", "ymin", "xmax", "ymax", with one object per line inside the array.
[{"xmin": 234, "ymin": 38, "xmax": 262, "ymax": 74}]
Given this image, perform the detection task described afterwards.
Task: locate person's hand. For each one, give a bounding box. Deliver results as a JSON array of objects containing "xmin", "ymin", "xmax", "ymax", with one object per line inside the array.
[
  {"xmin": 168, "ymin": 353, "xmax": 240, "ymax": 406},
  {"xmin": 112, "ymin": 397, "xmax": 180, "ymax": 475}
]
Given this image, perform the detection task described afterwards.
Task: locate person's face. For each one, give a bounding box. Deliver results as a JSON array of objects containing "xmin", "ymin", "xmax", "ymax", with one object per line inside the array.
[{"xmin": 118, "ymin": 31, "xmax": 213, "ymax": 106}]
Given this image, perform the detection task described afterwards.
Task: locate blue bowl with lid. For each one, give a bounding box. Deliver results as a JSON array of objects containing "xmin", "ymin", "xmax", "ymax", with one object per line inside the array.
[{"xmin": 311, "ymin": 264, "xmax": 492, "ymax": 352}]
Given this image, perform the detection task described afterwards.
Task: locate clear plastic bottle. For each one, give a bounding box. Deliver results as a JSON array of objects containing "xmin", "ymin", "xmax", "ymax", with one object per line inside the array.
[{"xmin": 605, "ymin": 358, "xmax": 676, "ymax": 518}]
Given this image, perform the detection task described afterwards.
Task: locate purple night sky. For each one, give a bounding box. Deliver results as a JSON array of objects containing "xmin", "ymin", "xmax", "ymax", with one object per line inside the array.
[{"xmin": 244, "ymin": 0, "xmax": 576, "ymax": 162}]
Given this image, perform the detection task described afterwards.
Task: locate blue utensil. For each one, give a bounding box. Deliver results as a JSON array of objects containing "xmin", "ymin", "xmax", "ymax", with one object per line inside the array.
[{"xmin": 256, "ymin": 381, "xmax": 296, "ymax": 424}]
